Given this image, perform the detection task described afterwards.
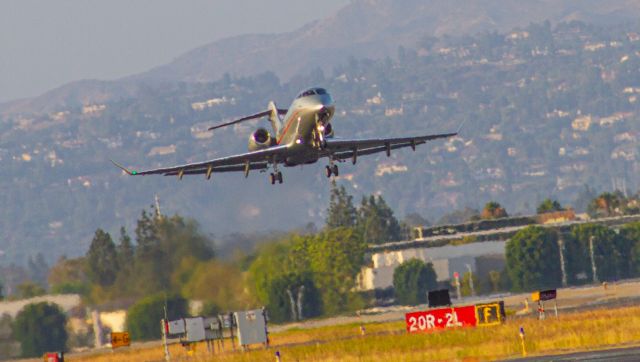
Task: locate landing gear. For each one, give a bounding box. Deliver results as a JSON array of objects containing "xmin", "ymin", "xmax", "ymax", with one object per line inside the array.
[
  {"xmin": 325, "ymin": 164, "xmax": 339, "ymax": 178},
  {"xmin": 270, "ymin": 171, "xmax": 283, "ymax": 185}
]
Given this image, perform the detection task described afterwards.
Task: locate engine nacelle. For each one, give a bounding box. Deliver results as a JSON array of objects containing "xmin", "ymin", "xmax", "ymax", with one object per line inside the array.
[
  {"xmin": 248, "ymin": 128, "xmax": 275, "ymax": 151},
  {"xmin": 323, "ymin": 122, "xmax": 334, "ymax": 138}
]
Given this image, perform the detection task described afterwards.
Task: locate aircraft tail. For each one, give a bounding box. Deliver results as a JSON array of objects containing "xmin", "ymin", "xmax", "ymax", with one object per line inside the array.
[{"xmin": 268, "ymin": 101, "xmax": 283, "ymax": 135}]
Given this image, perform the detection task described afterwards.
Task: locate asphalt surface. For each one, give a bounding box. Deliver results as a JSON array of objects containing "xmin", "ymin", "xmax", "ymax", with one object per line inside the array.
[{"xmin": 507, "ymin": 345, "xmax": 640, "ymax": 361}]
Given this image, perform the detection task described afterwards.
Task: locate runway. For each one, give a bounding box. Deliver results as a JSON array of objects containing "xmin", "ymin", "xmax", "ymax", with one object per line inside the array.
[{"xmin": 508, "ymin": 345, "xmax": 640, "ymax": 361}]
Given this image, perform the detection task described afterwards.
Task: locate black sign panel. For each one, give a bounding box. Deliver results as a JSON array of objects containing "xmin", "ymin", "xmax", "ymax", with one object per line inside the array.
[
  {"xmin": 539, "ymin": 289, "xmax": 557, "ymax": 301},
  {"xmin": 428, "ymin": 289, "xmax": 451, "ymax": 308}
]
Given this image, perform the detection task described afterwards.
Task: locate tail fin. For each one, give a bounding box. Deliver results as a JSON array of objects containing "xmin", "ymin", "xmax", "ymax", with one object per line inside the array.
[{"xmin": 268, "ymin": 101, "xmax": 283, "ymax": 135}]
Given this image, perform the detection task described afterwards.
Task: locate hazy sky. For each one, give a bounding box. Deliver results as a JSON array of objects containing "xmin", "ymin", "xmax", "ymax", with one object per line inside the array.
[{"xmin": 0, "ymin": 0, "xmax": 350, "ymax": 103}]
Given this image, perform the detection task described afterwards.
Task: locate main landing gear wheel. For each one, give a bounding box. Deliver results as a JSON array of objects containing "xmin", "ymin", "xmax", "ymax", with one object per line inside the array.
[
  {"xmin": 325, "ymin": 165, "xmax": 339, "ymax": 178},
  {"xmin": 270, "ymin": 172, "xmax": 283, "ymax": 184}
]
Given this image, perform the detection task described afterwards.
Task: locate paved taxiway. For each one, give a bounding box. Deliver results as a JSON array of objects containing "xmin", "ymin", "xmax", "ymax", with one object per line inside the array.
[{"xmin": 508, "ymin": 345, "xmax": 640, "ymax": 361}]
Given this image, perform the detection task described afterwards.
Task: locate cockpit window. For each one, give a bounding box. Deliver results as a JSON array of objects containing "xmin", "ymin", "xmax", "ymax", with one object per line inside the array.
[
  {"xmin": 296, "ymin": 88, "xmax": 328, "ymax": 99},
  {"xmin": 297, "ymin": 90, "xmax": 315, "ymax": 98}
]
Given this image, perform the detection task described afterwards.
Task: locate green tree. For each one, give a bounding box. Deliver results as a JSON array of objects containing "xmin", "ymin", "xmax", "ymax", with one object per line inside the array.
[
  {"xmin": 86, "ymin": 229, "xmax": 119, "ymax": 287},
  {"xmin": 247, "ymin": 235, "xmax": 322, "ymax": 321},
  {"xmin": 48, "ymin": 257, "xmax": 89, "ymax": 296},
  {"xmin": 588, "ymin": 192, "xmax": 623, "ymax": 218},
  {"xmin": 117, "ymin": 227, "xmax": 135, "ymax": 270},
  {"xmin": 620, "ymin": 222, "xmax": 640, "ymax": 276},
  {"xmin": 326, "ymin": 180, "xmax": 357, "ymax": 229},
  {"xmin": 134, "ymin": 209, "xmax": 158, "ymax": 258},
  {"xmin": 568, "ymin": 224, "xmax": 634, "ymax": 282},
  {"xmin": 403, "ymin": 213, "xmax": 431, "ymax": 228},
  {"xmin": 506, "ymin": 226, "xmax": 562, "ymax": 291},
  {"xmin": 264, "ymin": 273, "xmax": 321, "ymax": 323},
  {"xmin": 132, "ymin": 209, "xmax": 215, "ymax": 296},
  {"xmin": 393, "ymin": 259, "xmax": 437, "ymax": 305},
  {"xmin": 126, "ymin": 293, "xmax": 188, "ymax": 341},
  {"xmin": 537, "ymin": 198, "xmax": 564, "ymax": 214},
  {"xmin": 437, "ymin": 207, "xmax": 480, "ymax": 225},
  {"xmin": 307, "ymin": 228, "xmax": 367, "ymax": 315},
  {"xmin": 481, "ymin": 201, "xmax": 508, "ymax": 219},
  {"xmin": 461, "ymin": 271, "xmax": 479, "ymax": 297},
  {"xmin": 248, "ymin": 240, "xmax": 298, "ymax": 306},
  {"xmin": 181, "ymin": 260, "xmax": 252, "ymax": 313},
  {"xmin": 12, "ymin": 302, "xmax": 68, "ymax": 357},
  {"xmin": 16, "ymin": 281, "xmax": 46, "ymax": 299},
  {"xmin": 488, "ymin": 270, "xmax": 502, "ymax": 293},
  {"xmin": 357, "ymin": 195, "xmax": 402, "ymax": 244}
]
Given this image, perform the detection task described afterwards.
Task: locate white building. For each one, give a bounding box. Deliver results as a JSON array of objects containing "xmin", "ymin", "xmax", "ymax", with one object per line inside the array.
[{"xmin": 357, "ymin": 241, "xmax": 505, "ymax": 291}]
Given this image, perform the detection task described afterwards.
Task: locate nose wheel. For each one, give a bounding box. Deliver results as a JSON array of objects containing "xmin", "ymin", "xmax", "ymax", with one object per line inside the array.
[
  {"xmin": 270, "ymin": 172, "xmax": 283, "ymax": 184},
  {"xmin": 325, "ymin": 164, "xmax": 339, "ymax": 178}
]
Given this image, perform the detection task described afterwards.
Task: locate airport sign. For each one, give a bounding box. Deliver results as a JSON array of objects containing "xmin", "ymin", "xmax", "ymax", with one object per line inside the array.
[{"xmin": 111, "ymin": 332, "xmax": 130, "ymax": 348}]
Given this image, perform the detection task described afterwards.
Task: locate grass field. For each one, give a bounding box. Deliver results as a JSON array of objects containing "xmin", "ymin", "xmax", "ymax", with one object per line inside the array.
[{"xmin": 69, "ymin": 305, "xmax": 640, "ymax": 362}]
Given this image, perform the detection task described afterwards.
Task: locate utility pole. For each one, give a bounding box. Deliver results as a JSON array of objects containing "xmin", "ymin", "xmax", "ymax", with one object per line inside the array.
[
  {"xmin": 454, "ymin": 272, "xmax": 461, "ymax": 301},
  {"xmin": 589, "ymin": 236, "xmax": 599, "ymax": 284},
  {"xmin": 155, "ymin": 194, "xmax": 163, "ymax": 220},
  {"xmin": 465, "ymin": 264, "xmax": 475, "ymax": 297},
  {"xmin": 558, "ymin": 237, "xmax": 568, "ymax": 287}
]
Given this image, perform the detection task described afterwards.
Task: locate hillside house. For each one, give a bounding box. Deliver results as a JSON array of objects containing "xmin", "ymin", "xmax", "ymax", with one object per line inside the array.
[
  {"xmin": 572, "ymin": 115, "xmax": 592, "ymax": 131},
  {"xmin": 148, "ymin": 145, "xmax": 176, "ymax": 156}
]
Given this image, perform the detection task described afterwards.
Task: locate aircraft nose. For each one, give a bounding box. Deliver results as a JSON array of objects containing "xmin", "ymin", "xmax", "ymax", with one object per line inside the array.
[{"xmin": 320, "ymin": 94, "xmax": 335, "ymax": 112}]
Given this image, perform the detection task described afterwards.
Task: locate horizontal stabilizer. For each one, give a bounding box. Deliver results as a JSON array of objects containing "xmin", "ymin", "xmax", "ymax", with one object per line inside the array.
[{"xmin": 208, "ymin": 108, "xmax": 287, "ymax": 131}]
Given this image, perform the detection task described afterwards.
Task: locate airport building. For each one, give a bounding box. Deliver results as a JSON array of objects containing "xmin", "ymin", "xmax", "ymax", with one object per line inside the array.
[{"xmin": 356, "ymin": 241, "xmax": 505, "ymax": 291}]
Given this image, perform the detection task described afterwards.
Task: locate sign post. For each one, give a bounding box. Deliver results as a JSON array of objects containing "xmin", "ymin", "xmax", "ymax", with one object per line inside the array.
[
  {"xmin": 161, "ymin": 319, "xmax": 170, "ymax": 361},
  {"xmin": 519, "ymin": 327, "xmax": 527, "ymax": 357},
  {"xmin": 532, "ymin": 289, "xmax": 558, "ymax": 319}
]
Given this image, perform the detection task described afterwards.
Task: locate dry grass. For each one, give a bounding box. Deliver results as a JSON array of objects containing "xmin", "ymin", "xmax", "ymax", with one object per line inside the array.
[{"xmin": 69, "ymin": 305, "xmax": 640, "ymax": 362}]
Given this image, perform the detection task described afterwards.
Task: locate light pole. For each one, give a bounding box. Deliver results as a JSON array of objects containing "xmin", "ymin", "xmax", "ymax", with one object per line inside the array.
[
  {"xmin": 558, "ymin": 237, "xmax": 568, "ymax": 287},
  {"xmin": 465, "ymin": 264, "xmax": 475, "ymax": 297},
  {"xmin": 589, "ymin": 236, "xmax": 599, "ymax": 284}
]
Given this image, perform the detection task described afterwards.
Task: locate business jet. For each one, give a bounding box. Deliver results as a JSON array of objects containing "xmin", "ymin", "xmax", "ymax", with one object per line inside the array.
[{"xmin": 112, "ymin": 88, "xmax": 456, "ymax": 184}]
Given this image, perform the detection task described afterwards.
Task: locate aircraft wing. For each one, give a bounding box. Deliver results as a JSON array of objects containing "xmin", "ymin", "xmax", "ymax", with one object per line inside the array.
[
  {"xmin": 322, "ymin": 132, "xmax": 457, "ymax": 161},
  {"xmin": 111, "ymin": 145, "xmax": 290, "ymax": 178}
]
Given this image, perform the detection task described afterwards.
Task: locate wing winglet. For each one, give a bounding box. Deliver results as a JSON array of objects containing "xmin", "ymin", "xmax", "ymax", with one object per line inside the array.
[
  {"xmin": 110, "ymin": 159, "xmax": 137, "ymax": 175},
  {"xmin": 456, "ymin": 119, "xmax": 467, "ymax": 134}
]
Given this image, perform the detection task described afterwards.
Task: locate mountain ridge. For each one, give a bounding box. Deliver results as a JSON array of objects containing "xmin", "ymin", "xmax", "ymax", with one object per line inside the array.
[{"xmin": 4, "ymin": 0, "xmax": 640, "ymax": 115}]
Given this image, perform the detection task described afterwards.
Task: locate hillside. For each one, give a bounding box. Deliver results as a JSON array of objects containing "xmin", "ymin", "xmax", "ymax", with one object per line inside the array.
[
  {"xmin": 1, "ymin": 2, "xmax": 640, "ymax": 266},
  {"xmin": 3, "ymin": 0, "xmax": 640, "ymax": 115},
  {"xmin": 134, "ymin": 0, "xmax": 640, "ymax": 83}
]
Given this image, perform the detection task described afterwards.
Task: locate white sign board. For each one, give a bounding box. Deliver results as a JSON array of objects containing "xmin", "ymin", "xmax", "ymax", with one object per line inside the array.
[
  {"xmin": 167, "ymin": 319, "xmax": 185, "ymax": 335},
  {"xmin": 184, "ymin": 317, "xmax": 205, "ymax": 342},
  {"xmin": 234, "ymin": 309, "xmax": 267, "ymax": 346}
]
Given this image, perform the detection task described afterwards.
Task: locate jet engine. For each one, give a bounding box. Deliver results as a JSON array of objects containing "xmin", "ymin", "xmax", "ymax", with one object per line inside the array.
[{"xmin": 248, "ymin": 128, "xmax": 275, "ymax": 151}]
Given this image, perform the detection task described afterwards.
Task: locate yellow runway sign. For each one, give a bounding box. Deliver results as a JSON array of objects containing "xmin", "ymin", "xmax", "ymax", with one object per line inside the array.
[
  {"xmin": 475, "ymin": 303, "xmax": 503, "ymax": 326},
  {"xmin": 111, "ymin": 332, "xmax": 130, "ymax": 348}
]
